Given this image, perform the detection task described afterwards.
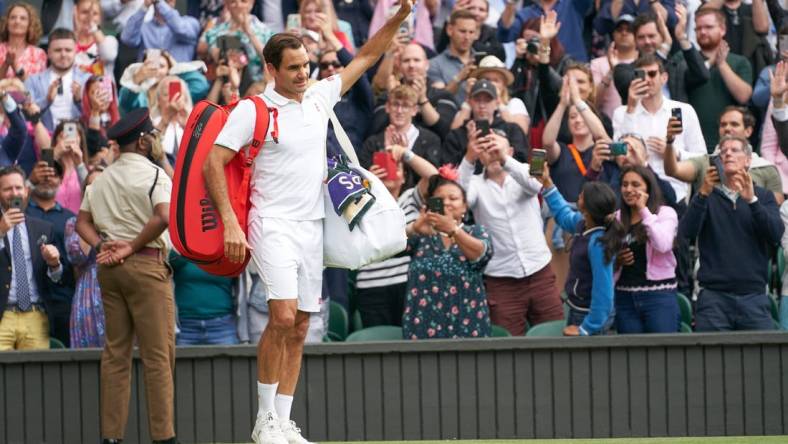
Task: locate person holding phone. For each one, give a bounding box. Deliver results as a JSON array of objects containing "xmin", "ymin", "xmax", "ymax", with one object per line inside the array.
[
  {"xmin": 456, "ymin": 125, "xmax": 563, "ymax": 335},
  {"xmin": 152, "ymin": 76, "xmax": 191, "ymax": 168},
  {"xmin": 200, "ymin": 0, "xmax": 275, "ymax": 82},
  {"xmin": 680, "ymin": 135, "xmax": 783, "ymax": 332},
  {"xmin": 403, "ymin": 173, "xmax": 493, "ymax": 339},
  {"xmin": 614, "ymin": 165, "xmax": 680, "ymax": 333},
  {"xmin": 81, "ymin": 75, "xmax": 120, "ymax": 133},
  {"xmin": 121, "ymin": 0, "xmax": 201, "ymax": 62},
  {"xmin": 298, "ymin": 0, "xmax": 356, "ymax": 54},
  {"xmin": 360, "ymin": 85, "xmax": 441, "ymax": 191},
  {"xmin": 51, "ymin": 121, "xmax": 87, "ymax": 215},
  {"xmin": 538, "ymin": 166, "xmax": 622, "ymax": 336},
  {"xmin": 0, "ymin": 166, "xmax": 64, "ymax": 351},
  {"xmin": 612, "ymin": 54, "xmax": 706, "ymax": 203},
  {"xmin": 24, "ymin": 28, "xmax": 91, "ymax": 132},
  {"xmin": 442, "ymin": 79, "xmax": 528, "ymax": 167}
]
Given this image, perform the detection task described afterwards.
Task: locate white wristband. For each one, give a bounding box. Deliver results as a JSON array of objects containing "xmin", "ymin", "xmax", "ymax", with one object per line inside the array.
[{"xmin": 574, "ymin": 100, "xmax": 589, "ymax": 113}]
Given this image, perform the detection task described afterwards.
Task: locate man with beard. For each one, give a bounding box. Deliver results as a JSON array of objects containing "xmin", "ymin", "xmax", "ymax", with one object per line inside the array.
[
  {"xmin": 25, "ymin": 160, "xmax": 76, "ymax": 347},
  {"xmin": 24, "ymin": 29, "xmax": 91, "ymax": 132},
  {"xmin": 371, "ymin": 42, "xmax": 458, "ymax": 139},
  {"xmin": 688, "ymin": 7, "xmax": 753, "ymax": 149}
]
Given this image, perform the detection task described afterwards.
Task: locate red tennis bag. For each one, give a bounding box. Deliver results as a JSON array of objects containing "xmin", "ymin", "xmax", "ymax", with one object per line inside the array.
[{"xmin": 169, "ymin": 96, "xmax": 270, "ymax": 277}]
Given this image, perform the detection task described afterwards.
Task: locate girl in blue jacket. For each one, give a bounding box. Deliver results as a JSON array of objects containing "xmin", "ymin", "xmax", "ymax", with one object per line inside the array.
[{"xmin": 539, "ymin": 165, "xmax": 623, "ymax": 335}]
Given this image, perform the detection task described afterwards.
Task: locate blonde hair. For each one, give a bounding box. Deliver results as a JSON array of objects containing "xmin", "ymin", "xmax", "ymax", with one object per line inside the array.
[{"xmin": 299, "ymin": 0, "xmax": 341, "ymax": 33}]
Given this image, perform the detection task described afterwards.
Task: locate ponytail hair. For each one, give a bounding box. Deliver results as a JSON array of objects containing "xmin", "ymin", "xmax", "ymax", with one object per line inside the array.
[{"xmin": 580, "ymin": 182, "xmax": 625, "ymax": 263}]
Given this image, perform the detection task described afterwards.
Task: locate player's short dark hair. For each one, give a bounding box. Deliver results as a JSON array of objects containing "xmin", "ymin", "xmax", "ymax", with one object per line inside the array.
[{"xmin": 263, "ymin": 33, "xmax": 306, "ymax": 70}]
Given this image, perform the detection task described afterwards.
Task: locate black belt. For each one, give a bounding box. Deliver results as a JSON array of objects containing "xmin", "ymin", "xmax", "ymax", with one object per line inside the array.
[{"xmin": 6, "ymin": 304, "xmax": 45, "ymax": 313}]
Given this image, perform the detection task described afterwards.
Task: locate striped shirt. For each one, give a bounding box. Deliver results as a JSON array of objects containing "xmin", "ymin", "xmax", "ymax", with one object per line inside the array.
[{"xmin": 355, "ymin": 188, "xmax": 422, "ymax": 289}]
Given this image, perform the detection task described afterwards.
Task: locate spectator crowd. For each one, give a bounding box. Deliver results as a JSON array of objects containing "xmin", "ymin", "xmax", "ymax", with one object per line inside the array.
[{"xmin": 0, "ymin": 0, "xmax": 786, "ymax": 349}]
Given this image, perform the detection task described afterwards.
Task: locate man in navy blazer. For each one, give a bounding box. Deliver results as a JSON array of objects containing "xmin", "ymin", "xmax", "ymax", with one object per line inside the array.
[
  {"xmin": 24, "ymin": 28, "xmax": 91, "ymax": 132},
  {"xmin": 0, "ymin": 166, "xmax": 64, "ymax": 350}
]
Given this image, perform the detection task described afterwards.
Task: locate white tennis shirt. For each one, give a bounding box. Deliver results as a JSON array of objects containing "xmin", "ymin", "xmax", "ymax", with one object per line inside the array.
[{"xmin": 214, "ymin": 75, "xmax": 342, "ymax": 221}]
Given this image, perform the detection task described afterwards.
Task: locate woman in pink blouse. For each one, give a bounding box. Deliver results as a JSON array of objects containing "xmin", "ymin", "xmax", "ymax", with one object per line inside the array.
[
  {"xmin": 52, "ymin": 121, "xmax": 88, "ymax": 214},
  {"xmin": 0, "ymin": 3, "xmax": 47, "ymax": 80}
]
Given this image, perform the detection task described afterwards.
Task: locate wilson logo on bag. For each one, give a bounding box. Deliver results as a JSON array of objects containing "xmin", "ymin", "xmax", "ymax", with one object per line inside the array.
[{"xmin": 169, "ymin": 96, "xmax": 271, "ymax": 277}]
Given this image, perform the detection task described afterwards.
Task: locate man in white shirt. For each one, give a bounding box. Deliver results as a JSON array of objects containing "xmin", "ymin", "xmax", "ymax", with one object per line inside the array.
[
  {"xmin": 457, "ymin": 127, "xmax": 563, "ymax": 336},
  {"xmin": 613, "ymin": 54, "xmax": 707, "ymax": 203},
  {"xmin": 204, "ymin": 3, "xmax": 415, "ymax": 444}
]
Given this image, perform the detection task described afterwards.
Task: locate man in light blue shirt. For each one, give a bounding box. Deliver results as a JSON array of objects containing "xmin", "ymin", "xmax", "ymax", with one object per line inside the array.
[{"xmin": 121, "ymin": 0, "xmax": 201, "ymax": 62}]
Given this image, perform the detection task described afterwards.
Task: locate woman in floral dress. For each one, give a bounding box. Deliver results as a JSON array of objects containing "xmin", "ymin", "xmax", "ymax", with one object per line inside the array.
[
  {"xmin": 403, "ymin": 174, "xmax": 493, "ymax": 339},
  {"xmin": 68, "ymin": 167, "xmax": 105, "ymax": 348}
]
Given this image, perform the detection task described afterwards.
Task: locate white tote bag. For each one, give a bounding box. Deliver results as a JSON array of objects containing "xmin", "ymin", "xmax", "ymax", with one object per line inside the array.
[{"xmin": 322, "ymin": 106, "xmax": 407, "ymax": 269}]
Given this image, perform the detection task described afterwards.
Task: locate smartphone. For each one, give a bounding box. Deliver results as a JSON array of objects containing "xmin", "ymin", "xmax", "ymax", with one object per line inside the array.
[
  {"xmin": 398, "ymin": 19, "xmax": 412, "ymax": 37},
  {"xmin": 475, "ymin": 119, "xmax": 490, "ymax": 137},
  {"xmin": 780, "ymin": 35, "xmax": 788, "ymax": 53},
  {"xmin": 9, "ymin": 196, "xmax": 22, "ymax": 210},
  {"xmin": 633, "ymin": 68, "xmax": 646, "ymax": 81},
  {"xmin": 63, "ymin": 122, "xmax": 78, "ymax": 140},
  {"xmin": 146, "ymin": 48, "xmax": 162, "ymax": 65},
  {"xmin": 100, "ymin": 75, "xmax": 114, "ymax": 97},
  {"xmin": 168, "ymin": 80, "xmax": 182, "ymax": 102},
  {"xmin": 529, "ymin": 149, "xmax": 546, "ymax": 177},
  {"xmin": 474, "ymin": 51, "xmax": 488, "ymax": 66},
  {"xmin": 40, "ymin": 148, "xmax": 54, "ymax": 167},
  {"xmin": 372, "ymin": 151, "xmax": 398, "ymax": 180},
  {"xmin": 671, "ymin": 107, "xmax": 683, "ymax": 131},
  {"xmin": 427, "ymin": 196, "xmax": 444, "ymax": 215},
  {"xmin": 710, "ymin": 153, "xmax": 726, "ymax": 185},
  {"xmin": 610, "ymin": 141, "xmax": 628, "ymax": 156},
  {"xmin": 57, "ymin": 78, "xmax": 63, "ymax": 95},
  {"xmin": 286, "ymin": 13, "xmax": 301, "ymax": 30}
]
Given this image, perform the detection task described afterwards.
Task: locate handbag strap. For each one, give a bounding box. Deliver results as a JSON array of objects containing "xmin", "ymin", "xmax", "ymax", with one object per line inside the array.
[
  {"xmin": 567, "ymin": 143, "xmax": 587, "ymax": 177},
  {"xmin": 325, "ymin": 102, "xmax": 360, "ymax": 165}
]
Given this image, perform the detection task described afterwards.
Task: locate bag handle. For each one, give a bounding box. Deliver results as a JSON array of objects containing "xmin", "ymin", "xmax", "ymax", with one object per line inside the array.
[
  {"xmin": 247, "ymin": 96, "xmax": 270, "ymax": 164},
  {"xmin": 325, "ymin": 102, "xmax": 360, "ymax": 165}
]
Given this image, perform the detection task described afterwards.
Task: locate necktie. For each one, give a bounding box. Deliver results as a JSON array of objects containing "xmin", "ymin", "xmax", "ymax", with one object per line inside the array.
[{"xmin": 12, "ymin": 225, "xmax": 31, "ymax": 311}]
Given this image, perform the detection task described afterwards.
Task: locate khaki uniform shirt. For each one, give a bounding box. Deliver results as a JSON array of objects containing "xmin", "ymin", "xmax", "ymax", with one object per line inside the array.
[{"xmin": 80, "ymin": 152, "xmax": 172, "ymax": 250}]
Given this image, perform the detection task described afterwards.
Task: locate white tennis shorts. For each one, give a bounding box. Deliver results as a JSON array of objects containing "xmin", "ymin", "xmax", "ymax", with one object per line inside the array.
[{"xmin": 248, "ymin": 217, "xmax": 323, "ymax": 313}]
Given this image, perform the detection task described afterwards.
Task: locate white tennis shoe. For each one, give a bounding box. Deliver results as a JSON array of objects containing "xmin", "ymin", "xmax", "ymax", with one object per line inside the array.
[
  {"xmin": 252, "ymin": 410, "xmax": 288, "ymax": 444},
  {"xmin": 280, "ymin": 419, "xmax": 314, "ymax": 444}
]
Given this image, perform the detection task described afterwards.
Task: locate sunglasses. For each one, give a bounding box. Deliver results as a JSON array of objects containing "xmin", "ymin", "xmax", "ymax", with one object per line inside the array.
[{"xmin": 320, "ymin": 61, "xmax": 342, "ymax": 70}]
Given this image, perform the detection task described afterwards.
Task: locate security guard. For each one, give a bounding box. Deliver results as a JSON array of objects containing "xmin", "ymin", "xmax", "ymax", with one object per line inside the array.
[{"xmin": 75, "ymin": 108, "xmax": 176, "ymax": 444}]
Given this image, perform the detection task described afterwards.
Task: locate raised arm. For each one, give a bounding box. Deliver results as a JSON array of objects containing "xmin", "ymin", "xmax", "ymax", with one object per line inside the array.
[{"xmin": 340, "ymin": 0, "xmax": 413, "ymax": 96}]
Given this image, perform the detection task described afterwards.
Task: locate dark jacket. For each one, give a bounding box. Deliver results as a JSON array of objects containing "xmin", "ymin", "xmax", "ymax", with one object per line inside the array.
[
  {"xmin": 613, "ymin": 47, "xmax": 710, "ymax": 104},
  {"xmin": 679, "ymin": 186, "xmax": 783, "ymax": 295},
  {"xmin": 0, "ymin": 217, "xmax": 58, "ymax": 321},
  {"xmin": 371, "ymin": 85, "xmax": 458, "ymax": 140},
  {"xmin": 436, "ymin": 24, "xmax": 506, "ymax": 63},
  {"xmin": 359, "ymin": 126, "xmax": 441, "ymax": 191},
  {"xmin": 327, "ymin": 47, "xmax": 373, "ymax": 156},
  {"xmin": 442, "ymin": 115, "xmax": 529, "ymax": 167},
  {"xmin": 510, "ymin": 55, "xmax": 573, "ymax": 125}
]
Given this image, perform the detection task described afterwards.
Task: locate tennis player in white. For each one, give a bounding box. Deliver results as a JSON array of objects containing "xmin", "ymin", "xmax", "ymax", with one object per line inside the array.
[{"xmin": 203, "ymin": 2, "xmax": 414, "ymax": 443}]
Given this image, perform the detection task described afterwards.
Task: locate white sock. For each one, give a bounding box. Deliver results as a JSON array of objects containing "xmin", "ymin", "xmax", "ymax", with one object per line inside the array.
[
  {"xmin": 275, "ymin": 394, "xmax": 294, "ymax": 421},
  {"xmin": 257, "ymin": 381, "xmax": 278, "ymax": 415}
]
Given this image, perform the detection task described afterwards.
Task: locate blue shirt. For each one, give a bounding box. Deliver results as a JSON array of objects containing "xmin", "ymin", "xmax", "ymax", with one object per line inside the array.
[
  {"xmin": 497, "ymin": 0, "xmax": 593, "ymax": 62},
  {"xmin": 26, "ymin": 201, "xmax": 76, "ymax": 303},
  {"xmin": 121, "ymin": 2, "xmax": 202, "ymax": 62}
]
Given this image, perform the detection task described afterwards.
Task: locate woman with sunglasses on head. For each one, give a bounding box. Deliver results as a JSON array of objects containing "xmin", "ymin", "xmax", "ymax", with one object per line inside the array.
[
  {"xmin": 614, "ymin": 165, "xmax": 680, "ymax": 333},
  {"xmin": 538, "ymin": 164, "xmax": 623, "ymax": 336}
]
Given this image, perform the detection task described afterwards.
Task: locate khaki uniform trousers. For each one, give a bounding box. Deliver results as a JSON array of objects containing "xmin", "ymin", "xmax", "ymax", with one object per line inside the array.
[{"xmin": 97, "ymin": 254, "xmax": 175, "ymax": 441}]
